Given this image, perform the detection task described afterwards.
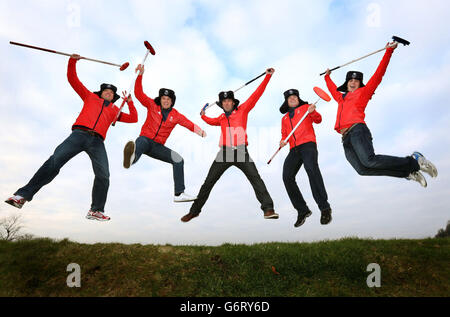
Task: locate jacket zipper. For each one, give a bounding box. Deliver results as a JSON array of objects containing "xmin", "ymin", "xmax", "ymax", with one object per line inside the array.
[
  {"xmin": 226, "ymin": 116, "xmax": 234, "ymax": 147},
  {"xmin": 153, "ymin": 107, "xmax": 173, "ymax": 140},
  {"xmin": 92, "ymin": 101, "xmax": 106, "ymax": 131},
  {"xmin": 338, "ymin": 93, "xmax": 349, "ymax": 131},
  {"xmin": 153, "ymin": 117, "xmax": 164, "ymax": 140},
  {"xmin": 289, "ymin": 116, "xmax": 297, "ymax": 147}
]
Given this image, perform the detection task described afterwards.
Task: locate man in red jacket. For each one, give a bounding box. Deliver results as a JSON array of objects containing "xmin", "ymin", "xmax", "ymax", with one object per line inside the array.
[
  {"xmin": 123, "ymin": 64, "xmax": 206, "ymax": 202},
  {"xmin": 324, "ymin": 42, "xmax": 437, "ymax": 187},
  {"xmin": 5, "ymin": 54, "xmax": 138, "ymax": 221},
  {"xmin": 279, "ymin": 89, "xmax": 332, "ymax": 227},
  {"xmin": 181, "ymin": 68, "xmax": 278, "ymax": 223}
]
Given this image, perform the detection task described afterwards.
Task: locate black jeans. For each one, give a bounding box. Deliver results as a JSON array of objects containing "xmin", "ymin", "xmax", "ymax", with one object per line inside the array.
[
  {"xmin": 343, "ymin": 123, "xmax": 419, "ymax": 177},
  {"xmin": 190, "ymin": 146, "xmax": 274, "ymax": 215},
  {"xmin": 283, "ymin": 142, "xmax": 330, "ymax": 213},
  {"xmin": 133, "ymin": 136, "xmax": 185, "ymax": 194},
  {"xmin": 15, "ymin": 129, "xmax": 110, "ymax": 212}
]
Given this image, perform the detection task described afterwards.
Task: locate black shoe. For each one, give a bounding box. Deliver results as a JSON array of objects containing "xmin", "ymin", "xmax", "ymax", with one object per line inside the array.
[
  {"xmin": 181, "ymin": 212, "xmax": 199, "ymax": 223},
  {"xmin": 123, "ymin": 141, "xmax": 135, "ymax": 169},
  {"xmin": 264, "ymin": 210, "xmax": 279, "ymax": 219},
  {"xmin": 294, "ymin": 210, "xmax": 312, "ymax": 228},
  {"xmin": 320, "ymin": 208, "xmax": 332, "ymax": 225}
]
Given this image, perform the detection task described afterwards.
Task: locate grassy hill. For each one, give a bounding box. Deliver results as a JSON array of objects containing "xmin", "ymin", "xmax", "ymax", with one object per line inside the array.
[{"xmin": 0, "ymin": 237, "xmax": 448, "ymax": 297}]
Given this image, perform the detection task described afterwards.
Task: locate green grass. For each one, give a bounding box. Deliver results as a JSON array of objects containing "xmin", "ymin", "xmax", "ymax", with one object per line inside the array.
[{"xmin": 0, "ymin": 238, "xmax": 448, "ymax": 297}]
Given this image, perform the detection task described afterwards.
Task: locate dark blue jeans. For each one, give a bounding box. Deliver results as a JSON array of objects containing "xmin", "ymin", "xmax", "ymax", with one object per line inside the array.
[
  {"xmin": 283, "ymin": 142, "xmax": 330, "ymax": 213},
  {"xmin": 343, "ymin": 123, "xmax": 419, "ymax": 177},
  {"xmin": 15, "ymin": 129, "xmax": 110, "ymax": 211},
  {"xmin": 133, "ymin": 136, "xmax": 185, "ymax": 194},
  {"xmin": 190, "ymin": 146, "xmax": 274, "ymax": 215}
]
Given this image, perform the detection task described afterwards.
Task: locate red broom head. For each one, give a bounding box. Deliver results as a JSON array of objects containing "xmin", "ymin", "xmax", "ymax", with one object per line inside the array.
[
  {"xmin": 120, "ymin": 62, "xmax": 130, "ymax": 71},
  {"xmin": 144, "ymin": 41, "xmax": 156, "ymax": 55},
  {"xmin": 313, "ymin": 86, "xmax": 331, "ymax": 102}
]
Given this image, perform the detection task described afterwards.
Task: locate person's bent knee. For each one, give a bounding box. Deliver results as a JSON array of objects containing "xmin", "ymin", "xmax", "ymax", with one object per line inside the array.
[
  {"xmin": 354, "ymin": 167, "xmax": 369, "ymax": 176},
  {"xmin": 171, "ymin": 152, "xmax": 184, "ymax": 165}
]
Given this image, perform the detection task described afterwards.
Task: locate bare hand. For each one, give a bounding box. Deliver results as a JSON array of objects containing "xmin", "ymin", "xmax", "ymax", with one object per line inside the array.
[
  {"xmin": 135, "ymin": 64, "xmax": 145, "ymax": 75},
  {"xmin": 308, "ymin": 104, "xmax": 316, "ymax": 113},
  {"xmin": 122, "ymin": 91, "xmax": 132, "ymax": 102},
  {"xmin": 266, "ymin": 68, "xmax": 275, "ymax": 75},
  {"xmin": 325, "ymin": 68, "xmax": 331, "ymax": 76},
  {"xmin": 387, "ymin": 41, "xmax": 398, "ymax": 50},
  {"xmin": 197, "ymin": 129, "xmax": 207, "ymax": 138},
  {"xmin": 280, "ymin": 141, "xmax": 287, "ymax": 148},
  {"xmin": 70, "ymin": 54, "xmax": 82, "ymax": 60}
]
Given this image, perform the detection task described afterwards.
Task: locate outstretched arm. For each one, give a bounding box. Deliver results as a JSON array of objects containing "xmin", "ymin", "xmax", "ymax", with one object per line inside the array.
[
  {"xmin": 178, "ymin": 113, "xmax": 206, "ymax": 137},
  {"xmin": 364, "ymin": 43, "xmax": 396, "ymax": 97},
  {"xmin": 240, "ymin": 68, "xmax": 274, "ymax": 113},
  {"xmin": 324, "ymin": 70, "xmax": 343, "ymax": 103},
  {"xmin": 201, "ymin": 114, "xmax": 221, "ymax": 126},
  {"xmin": 134, "ymin": 65, "xmax": 155, "ymax": 109},
  {"xmin": 117, "ymin": 93, "xmax": 138, "ymax": 123},
  {"xmin": 67, "ymin": 55, "xmax": 90, "ymax": 100}
]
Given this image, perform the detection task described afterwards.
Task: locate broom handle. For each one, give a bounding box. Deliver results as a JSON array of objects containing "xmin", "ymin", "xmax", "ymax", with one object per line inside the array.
[
  {"xmin": 10, "ymin": 41, "xmax": 123, "ymax": 67},
  {"xmin": 203, "ymin": 72, "xmax": 266, "ymax": 111},
  {"xmin": 267, "ymin": 98, "xmax": 319, "ymax": 164},
  {"xmin": 320, "ymin": 42, "xmax": 397, "ymax": 76},
  {"xmin": 112, "ymin": 49, "xmax": 151, "ymax": 126}
]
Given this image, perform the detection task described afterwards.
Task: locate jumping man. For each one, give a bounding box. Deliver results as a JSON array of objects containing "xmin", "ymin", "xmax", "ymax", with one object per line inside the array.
[
  {"xmin": 324, "ymin": 42, "xmax": 437, "ymax": 187},
  {"xmin": 181, "ymin": 68, "xmax": 278, "ymax": 222},
  {"xmin": 123, "ymin": 64, "xmax": 207, "ymax": 202},
  {"xmin": 5, "ymin": 54, "xmax": 138, "ymax": 221},
  {"xmin": 279, "ymin": 89, "xmax": 332, "ymax": 227}
]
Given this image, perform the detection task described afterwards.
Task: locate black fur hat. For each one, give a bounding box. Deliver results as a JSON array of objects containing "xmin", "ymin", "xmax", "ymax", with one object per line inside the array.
[
  {"xmin": 218, "ymin": 91, "xmax": 240, "ymax": 110},
  {"xmin": 337, "ymin": 71, "xmax": 366, "ymax": 92},
  {"xmin": 94, "ymin": 83, "xmax": 120, "ymax": 103},
  {"xmin": 280, "ymin": 89, "xmax": 308, "ymax": 114},
  {"xmin": 154, "ymin": 88, "xmax": 176, "ymax": 107}
]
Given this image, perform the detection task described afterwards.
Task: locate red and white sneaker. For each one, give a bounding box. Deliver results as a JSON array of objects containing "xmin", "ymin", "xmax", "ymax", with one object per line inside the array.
[
  {"xmin": 5, "ymin": 195, "xmax": 26, "ymax": 209},
  {"xmin": 86, "ymin": 210, "xmax": 111, "ymax": 222}
]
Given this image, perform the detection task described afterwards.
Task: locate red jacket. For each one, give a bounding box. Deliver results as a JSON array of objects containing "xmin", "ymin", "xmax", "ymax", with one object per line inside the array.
[
  {"xmin": 134, "ymin": 75, "xmax": 201, "ymax": 145},
  {"xmin": 68, "ymin": 58, "xmax": 138, "ymax": 139},
  {"xmin": 201, "ymin": 74, "xmax": 272, "ymax": 147},
  {"xmin": 325, "ymin": 47, "xmax": 394, "ymax": 133},
  {"xmin": 281, "ymin": 106, "xmax": 322, "ymax": 149}
]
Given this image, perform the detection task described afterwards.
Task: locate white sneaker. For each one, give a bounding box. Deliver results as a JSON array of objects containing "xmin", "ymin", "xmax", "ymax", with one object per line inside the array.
[
  {"xmin": 123, "ymin": 141, "xmax": 136, "ymax": 169},
  {"xmin": 412, "ymin": 151, "xmax": 438, "ymax": 178},
  {"xmin": 86, "ymin": 210, "xmax": 111, "ymax": 221},
  {"xmin": 406, "ymin": 171, "xmax": 427, "ymax": 188},
  {"xmin": 174, "ymin": 192, "xmax": 197, "ymax": 203},
  {"xmin": 5, "ymin": 195, "xmax": 26, "ymax": 209}
]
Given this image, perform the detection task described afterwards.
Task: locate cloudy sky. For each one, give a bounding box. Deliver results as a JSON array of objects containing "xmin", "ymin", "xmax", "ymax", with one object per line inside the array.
[{"xmin": 1, "ymin": 0, "xmax": 449, "ymax": 245}]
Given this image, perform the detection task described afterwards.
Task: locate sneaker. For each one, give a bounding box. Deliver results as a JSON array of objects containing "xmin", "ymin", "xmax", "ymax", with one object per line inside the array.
[
  {"xmin": 264, "ymin": 210, "xmax": 279, "ymax": 219},
  {"xmin": 412, "ymin": 152, "xmax": 438, "ymax": 178},
  {"xmin": 123, "ymin": 141, "xmax": 136, "ymax": 169},
  {"xmin": 174, "ymin": 192, "xmax": 197, "ymax": 203},
  {"xmin": 5, "ymin": 195, "xmax": 26, "ymax": 209},
  {"xmin": 294, "ymin": 210, "xmax": 312, "ymax": 228},
  {"xmin": 320, "ymin": 208, "xmax": 332, "ymax": 225},
  {"xmin": 406, "ymin": 171, "xmax": 427, "ymax": 188},
  {"xmin": 181, "ymin": 211, "xmax": 199, "ymax": 223},
  {"xmin": 86, "ymin": 210, "xmax": 111, "ymax": 221}
]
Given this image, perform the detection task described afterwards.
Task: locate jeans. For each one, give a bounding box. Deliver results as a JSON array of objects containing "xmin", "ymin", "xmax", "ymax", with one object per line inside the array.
[
  {"xmin": 343, "ymin": 123, "xmax": 419, "ymax": 177},
  {"xmin": 133, "ymin": 136, "xmax": 185, "ymax": 194},
  {"xmin": 190, "ymin": 146, "xmax": 274, "ymax": 215},
  {"xmin": 283, "ymin": 142, "xmax": 330, "ymax": 213},
  {"xmin": 15, "ymin": 129, "xmax": 110, "ymax": 212}
]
